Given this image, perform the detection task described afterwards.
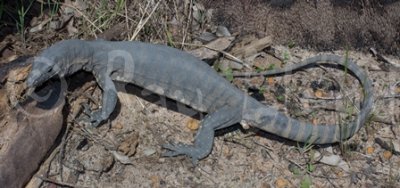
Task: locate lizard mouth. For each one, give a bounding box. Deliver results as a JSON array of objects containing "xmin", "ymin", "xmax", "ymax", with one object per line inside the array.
[
  {"xmin": 26, "ymin": 70, "xmax": 58, "ymax": 88},
  {"xmin": 26, "ymin": 70, "xmax": 41, "ymax": 87}
]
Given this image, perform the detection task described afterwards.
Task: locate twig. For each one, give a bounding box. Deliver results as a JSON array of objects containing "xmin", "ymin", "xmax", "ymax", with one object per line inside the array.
[
  {"xmin": 130, "ymin": 1, "xmax": 161, "ymax": 41},
  {"xmin": 252, "ymin": 139, "xmax": 274, "ymax": 159},
  {"xmin": 370, "ymin": 47, "xmax": 400, "ymax": 70},
  {"xmin": 369, "ymin": 116, "xmax": 394, "ymax": 125},
  {"xmin": 124, "ymin": 0, "xmax": 129, "ymax": 33},
  {"xmin": 196, "ymin": 166, "xmax": 217, "ymax": 184},
  {"xmin": 135, "ymin": 96, "xmax": 146, "ymax": 109},
  {"xmin": 178, "ymin": 42, "xmax": 247, "ymax": 67},
  {"xmin": 58, "ymin": 1, "xmax": 102, "ymax": 33},
  {"xmin": 35, "ymin": 175, "xmax": 88, "ymax": 188},
  {"xmin": 181, "ymin": 0, "xmax": 193, "ymax": 49}
]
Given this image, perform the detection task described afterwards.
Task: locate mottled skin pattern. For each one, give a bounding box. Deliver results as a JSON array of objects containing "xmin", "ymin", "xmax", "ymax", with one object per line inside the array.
[{"xmin": 27, "ymin": 40, "xmax": 373, "ymax": 164}]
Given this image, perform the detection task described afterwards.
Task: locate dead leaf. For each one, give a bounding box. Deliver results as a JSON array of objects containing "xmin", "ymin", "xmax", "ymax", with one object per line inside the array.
[
  {"xmin": 29, "ymin": 16, "xmax": 39, "ymax": 27},
  {"xmin": 118, "ymin": 131, "xmax": 140, "ymax": 157},
  {"xmin": 216, "ymin": 26, "xmax": 231, "ymax": 37},
  {"xmin": 252, "ymin": 53, "xmax": 283, "ymax": 70},
  {"xmin": 1, "ymin": 47, "xmax": 16, "ymax": 62},
  {"xmin": 98, "ymin": 23, "xmax": 126, "ymax": 40},
  {"xmin": 73, "ymin": 0, "xmax": 88, "ymax": 11},
  {"xmin": 192, "ymin": 3, "xmax": 204, "ymax": 20},
  {"xmin": 0, "ymin": 90, "xmax": 9, "ymax": 122},
  {"xmin": 391, "ymin": 81, "xmax": 400, "ymax": 95},
  {"xmin": 217, "ymin": 59, "xmax": 243, "ymax": 70},
  {"xmin": 62, "ymin": 5, "xmax": 75, "ymax": 15},
  {"xmin": 192, "ymin": 2, "xmax": 208, "ymax": 25},
  {"xmin": 314, "ymin": 90, "xmax": 325, "ymax": 98},
  {"xmin": 302, "ymin": 101, "xmax": 310, "ymax": 109},
  {"xmin": 267, "ymin": 77, "xmax": 275, "ymax": 86},
  {"xmin": 197, "ymin": 32, "xmax": 217, "ymax": 42},
  {"xmin": 143, "ymin": 148, "xmax": 156, "ymax": 156},
  {"xmin": 110, "ymin": 151, "xmax": 134, "ymax": 165},
  {"xmin": 67, "ymin": 18, "xmax": 79, "ymax": 36},
  {"xmin": 222, "ymin": 144, "xmax": 232, "ymax": 157},
  {"xmin": 6, "ymin": 64, "xmax": 30, "ymax": 82},
  {"xmin": 188, "ymin": 37, "xmax": 234, "ymax": 60},
  {"xmin": 231, "ymin": 36, "xmax": 272, "ymax": 58},
  {"xmin": 275, "ymin": 177, "xmax": 288, "ymax": 188},
  {"xmin": 315, "ymin": 151, "xmax": 350, "ymax": 171},
  {"xmin": 6, "ymin": 56, "xmax": 17, "ymax": 65},
  {"xmin": 150, "ymin": 175, "xmax": 160, "ymax": 188},
  {"xmin": 113, "ymin": 122, "xmax": 124, "ymax": 130},
  {"xmin": 29, "ymin": 18, "xmax": 51, "ymax": 33},
  {"xmin": 186, "ymin": 118, "xmax": 199, "ymax": 130}
]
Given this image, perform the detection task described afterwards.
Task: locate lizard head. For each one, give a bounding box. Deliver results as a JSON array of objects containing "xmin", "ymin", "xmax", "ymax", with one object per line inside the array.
[
  {"xmin": 26, "ymin": 47, "xmax": 67, "ymax": 88},
  {"xmin": 27, "ymin": 40, "xmax": 84, "ymax": 88}
]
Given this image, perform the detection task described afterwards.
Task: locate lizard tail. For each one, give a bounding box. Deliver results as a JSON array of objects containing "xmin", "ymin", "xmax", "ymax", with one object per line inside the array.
[{"xmin": 244, "ymin": 54, "xmax": 373, "ymax": 144}]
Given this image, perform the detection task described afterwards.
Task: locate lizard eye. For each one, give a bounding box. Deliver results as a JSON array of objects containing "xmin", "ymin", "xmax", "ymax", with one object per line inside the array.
[{"xmin": 47, "ymin": 68, "xmax": 53, "ymax": 73}]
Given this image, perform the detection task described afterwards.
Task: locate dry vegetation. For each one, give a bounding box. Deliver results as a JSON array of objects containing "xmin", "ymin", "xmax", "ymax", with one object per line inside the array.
[{"xmin": 0, "ymin": 0, "xmax": 400, "ymax": 187}]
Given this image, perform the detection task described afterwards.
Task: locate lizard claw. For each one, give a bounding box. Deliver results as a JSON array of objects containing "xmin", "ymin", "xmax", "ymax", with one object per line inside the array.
[
  {"xmin": 162, "ymin": 143, "xmax": 202, "ymax": 165},
  {"xmin": 78, "ymin": 104, "xmax": 104, "ymax": 127},
  {"xmin": 82, "ymin": 103, "xmax": 92, "ymax": 115}
]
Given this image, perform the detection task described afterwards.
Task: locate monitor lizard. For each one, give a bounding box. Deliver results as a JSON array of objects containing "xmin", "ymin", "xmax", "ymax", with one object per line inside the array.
[{"xmin": 26, "ymin": 39, "xmax": 373, "ymax": 164}]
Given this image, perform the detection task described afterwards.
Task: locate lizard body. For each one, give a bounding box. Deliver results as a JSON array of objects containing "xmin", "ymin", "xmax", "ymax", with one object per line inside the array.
[{"xmin": 27, "ymin": 40, "xmax": 373, "ymax": 164}]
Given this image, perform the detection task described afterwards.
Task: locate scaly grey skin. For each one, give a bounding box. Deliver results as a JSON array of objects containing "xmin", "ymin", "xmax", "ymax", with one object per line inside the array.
[{"xmin": 26, "ymin": 40, "xmax": 373, "ymax": 164}]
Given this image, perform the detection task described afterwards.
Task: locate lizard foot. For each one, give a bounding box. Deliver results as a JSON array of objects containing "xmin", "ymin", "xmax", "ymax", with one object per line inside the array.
[
  {"xmin": 162, "ymin": 143, "xmax": 205, "ymax": 165},
  {"xmin": 77, "ymin": 104, "xmax": 104, "ymax": 127}
]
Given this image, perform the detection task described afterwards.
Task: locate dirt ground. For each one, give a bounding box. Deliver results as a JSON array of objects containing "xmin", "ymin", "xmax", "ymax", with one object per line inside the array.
[{"xmin": 1, "ymin": 0, "xmax": 400, "ymax": 187}]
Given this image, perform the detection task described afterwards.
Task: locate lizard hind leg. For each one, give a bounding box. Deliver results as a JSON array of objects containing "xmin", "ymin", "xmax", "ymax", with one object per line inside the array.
[{"xmin": 162, "ymin": 106, "xmax": 242, "ymax": 165}]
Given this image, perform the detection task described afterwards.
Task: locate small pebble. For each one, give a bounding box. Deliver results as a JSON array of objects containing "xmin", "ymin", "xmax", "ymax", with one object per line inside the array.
[
  {"xmin": 275, "ymin": 177, "xmax": 288, "ymax": 188},
  {"xmin": 186, "ymin": 118, "xmax": 199, "ymax": 130},
  {"xmin": 143, "ymin": 148, "xmax": 156, "ymax": 156},
  {"xmin": 383, "ymin": 150, "xmax": 392, "ymax": 160},
  {"xmin": 366, "ymin": 146, "xmax": 375, "ymax": 154}
]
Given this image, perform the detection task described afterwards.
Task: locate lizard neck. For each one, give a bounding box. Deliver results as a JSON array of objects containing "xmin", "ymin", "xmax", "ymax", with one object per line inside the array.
[{"xmin": 48, "ymin": 40, "xmax": 95, "ymax": 77}]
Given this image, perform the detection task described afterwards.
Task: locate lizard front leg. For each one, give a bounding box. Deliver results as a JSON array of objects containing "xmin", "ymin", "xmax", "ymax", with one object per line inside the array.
[
  {"xmin": 162, "ymin": 106, "xmax": 242, "ymax": 165},
  {"xmin": 82, "ymin": 70, "xmax": 118, "ymax": 127}
]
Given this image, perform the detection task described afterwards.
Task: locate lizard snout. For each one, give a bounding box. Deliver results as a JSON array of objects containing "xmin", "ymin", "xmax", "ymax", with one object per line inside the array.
[{"xmin": 26, "ymin": 69, "xmax": 41, "ymax": 87}]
